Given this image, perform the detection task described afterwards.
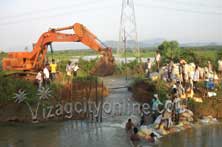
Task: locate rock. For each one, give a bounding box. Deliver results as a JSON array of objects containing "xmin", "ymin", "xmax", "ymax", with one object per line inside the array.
[
  {"xmin": 199, "ymin": 115, "xmax": 218, "ymax": 124},
  {"xmin": 7, "ymin": 116, "xmax": 19, "ymax": 122}
]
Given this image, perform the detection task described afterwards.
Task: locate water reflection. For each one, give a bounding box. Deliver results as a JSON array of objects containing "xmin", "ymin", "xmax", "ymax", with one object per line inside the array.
[
  {"xmin": 1, "ymin": 116, "xmax": 222, "ymax": 147},
  {"xmin": 158, "ymin": 124, "xmax": 222, "ymax": 147},
  {"xmin": 0, "ymin": 123, "xmax": 60, "ymax": 147},
  {"xmin": 58, "ymin": 121, "xmax": 131, "ymax": 147}
]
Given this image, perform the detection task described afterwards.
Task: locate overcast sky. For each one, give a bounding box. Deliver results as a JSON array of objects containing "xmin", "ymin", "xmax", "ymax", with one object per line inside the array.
[{"xmin": 0, "ymin": 0, "xmax": 221, "ymax": 51}]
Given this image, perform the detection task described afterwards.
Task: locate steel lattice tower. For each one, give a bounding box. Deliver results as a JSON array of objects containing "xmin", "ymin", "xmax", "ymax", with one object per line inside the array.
[{"xmin": 118, "ymin": 0, "xmax": 140, "ymax": 58}]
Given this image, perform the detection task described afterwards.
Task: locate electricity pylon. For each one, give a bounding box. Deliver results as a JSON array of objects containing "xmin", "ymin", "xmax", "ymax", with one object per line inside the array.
[{"xmin": 118, "ymin": 0, "xmax": 140, "ymax": 58}]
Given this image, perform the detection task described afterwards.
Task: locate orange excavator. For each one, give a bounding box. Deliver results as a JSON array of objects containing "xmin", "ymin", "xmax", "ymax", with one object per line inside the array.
[{"xmin": 2, "ymin": 23, "xmax": 115, "ymax": 77}]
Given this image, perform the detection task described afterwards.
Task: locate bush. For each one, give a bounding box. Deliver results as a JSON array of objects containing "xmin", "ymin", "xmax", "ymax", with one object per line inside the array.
[
  {"xmin": 57, "ymin": 60, "xmax": 69, "ymax": 73},
  {"xmin": 0, "ymin": 52, "xmax": 7, "ymax": 70},
  {"xmin": 180, "ymin": 49, "xmax": 196, "ymax": 63},
  {"xmin": 0, "ymin": 76, "xmax": 38, "ymax": 103},
  {"xmin": 78, "ymin": 58, "xmax": 98, "ymax": 74},
  {"xmin": 114, "ymin": 59, "xmax": 144, "ymax": 76},
  {"xmin": 56, "ymin": 58, "xmax": 98, "ymax": 76},
  {"xmin": 180, "ymin": 49, "xmax": 215, "ymax": 67},
  {"xmin": 158, "ymin": 40, "xmax": 181, "ymax": 62}
]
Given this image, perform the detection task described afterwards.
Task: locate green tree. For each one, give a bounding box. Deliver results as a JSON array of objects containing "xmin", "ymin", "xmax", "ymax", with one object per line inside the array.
[
  {"xmin": 180, "ymin": 48, "xmax": 196, "ymax": 63},
  {"xmin": 158, "ymin": 40, "xmax": 181, "ymax": 61}
]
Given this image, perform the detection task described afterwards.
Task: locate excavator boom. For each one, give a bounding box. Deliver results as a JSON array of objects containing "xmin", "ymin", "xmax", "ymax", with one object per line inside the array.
[{"xmin": 2, "ymin": 23, "xmax": 115, "ymax": 76}]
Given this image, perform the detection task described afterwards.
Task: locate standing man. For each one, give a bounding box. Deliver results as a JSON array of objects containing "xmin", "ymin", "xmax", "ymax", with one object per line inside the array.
[
  {"xmin": 186, "ymin": 76, "xmax": 194, "ymax": 98},
  {"xmin": 145, "ymin": 58, "xmax": 152, "ymax": 78},
  {"xmin": 208, "ymin": 61, "xmax": 213, "ymax": 72},
  {"xmin": 155, "ymin": 50, "xmax": 161, "ymax": 72},
  {"xmin": 168, "ymin": 59, "xmax": 174, "ymax": 82},
  {"xmin": 179, "ymin": 59, "xmax": 187, "ymax": 86},
  {"xmin": 50, "ymin": 59, "xmax": 57, "ymax": 80},
  {"xmin": 36, "ymin": 69, "xmax": 43, "ymax": 89},
  {"xmin": 73, "ymin": 63, "xmax": 79, "ymax": 77},
  {"xmin": 151, "ymin": 94, "xmax": 163, "ymax": 122},
  {"xmin": 66, "ymin": 61, "xmax": 73, "ymax": 83},
  {"xmin": 193, "ymin": 65, "xmax": 200, "ymax": 92},
  {"xmin": 43, "ymin": 64, "xmax": 50, "ymax": 86},
  {"xmin": 176, "ymin": 80, "xmax": 185, "ymax": 98},
  {"xmin": 66, "ymin": 61, "xmax": 72, "ymax": 77},
  {"xmin": 172, "ymin": 95, "xmax": 181, "ymax": 125},
  {"xmin": 218, "ymin": 58, "xmax": 222, "ymax": 78}
]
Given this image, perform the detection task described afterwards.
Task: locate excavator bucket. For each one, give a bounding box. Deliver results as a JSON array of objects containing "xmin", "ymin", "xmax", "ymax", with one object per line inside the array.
[{"xmin": 90, "ymin": 53, "xmax": 115, "ymax": 76}]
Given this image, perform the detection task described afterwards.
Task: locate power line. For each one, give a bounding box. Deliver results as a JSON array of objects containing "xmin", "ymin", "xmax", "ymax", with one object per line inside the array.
[
  {"xmin": 135, "ymin": 3, "xmax": 222, "ymax": 16},
  {"xmin": 0, "ymin": 2, "xmax": 119, "ymax": 27},
  {"xmin": 0, "ymin": 0, "xmax": 119, "ymax": 23},
  {"xmin": 147, "ymin": 0, "xmax": 222, "ymax": 9},
  {"xmin": 0, "ymin": 0, "xmax": 99, "ymax": 20}
]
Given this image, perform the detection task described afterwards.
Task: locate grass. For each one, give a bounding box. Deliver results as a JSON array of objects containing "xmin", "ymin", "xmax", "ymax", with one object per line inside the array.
[
  {"xmin": 0, "ymin": 52, "xmax": 6, "ymax": 70},
  {"xmin": 118, "ymin": 49, "xmax": 155, "ymax": 58},
  {"xmin": 0, "ymin": 75, "xmax": 38, "ymax": 104},
  {"xmin": 47, "ymin": 49, "xmax": 96, "ymax": 61},
  {"xmin": 47, "ymin": 48, "xmax": 156, "ymax": 60}
]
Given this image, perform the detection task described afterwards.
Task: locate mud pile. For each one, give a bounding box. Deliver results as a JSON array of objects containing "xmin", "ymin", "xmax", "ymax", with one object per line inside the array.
[{"xmin": 90, "ymin": 58, "xmax": 115, "ymax": 76}]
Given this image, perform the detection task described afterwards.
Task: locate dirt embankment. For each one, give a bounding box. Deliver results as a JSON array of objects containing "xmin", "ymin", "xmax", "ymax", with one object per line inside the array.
[
  {"xmin": 0, "ymin": 81, "xmax": 108, "ymax": 123},
  {"xmin": 129, "ymin": 80, "xmax": 154, "ymax": 103},
  {"xmin": 190, "ymin": 98, "xmax": 222, "ymax": 119},
  {"xmin": 129, "ymin": 79, "xmax": 169, "ymax": 103}
]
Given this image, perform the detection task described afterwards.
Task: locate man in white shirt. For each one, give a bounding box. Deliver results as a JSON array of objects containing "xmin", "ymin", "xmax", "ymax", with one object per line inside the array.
[
  {"xmin": 218, "ymin": 59, "xmax": 222, "ymax": 77},
  {"xmin": 36, "ymin": 70, "xmax": 43, "ymax": 89},
  {"xmin": 73, "ymin": 63, "xmax": 79, "ymax": 77},
  {"xmin": 155, "ymin": 50, "xmax": 161, "ymax": 72},
  {"xmin": 66, "ymin": 61, "xmax": 73, "ymax": 77},
  {"xmin": 145, "ymin": 58, "xmax": 152, "ymax": 78},
  {"xmin": 168, "ymin": 60, "xmax": 174, "ymax": 81},
  {"xmin": 43, "ymin": 64, "xmax": 50, "ymax": 86},
  {"xmin": 193, "ymin": 65, "xmax": 200, "ymax": 92}
]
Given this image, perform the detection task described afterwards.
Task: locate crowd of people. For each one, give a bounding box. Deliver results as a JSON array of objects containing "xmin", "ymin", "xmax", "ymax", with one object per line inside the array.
[
  {"xmin": 128, "ymin": 50, "xmax": 222, "ymax": 146},
  {"xmin": 35, "ymin": 59, "xmax": 79, "ymax": 89},
  {"xmin": 166, "ymin": 59, "xmax": 221, "ymax": 98},
  {"xmin": 144, "ymin": 50, "xmax": 222, "ymax": 98},
  {"xmin": 126, "ymin": 91, "xmax": 194, "ymax": 146}
]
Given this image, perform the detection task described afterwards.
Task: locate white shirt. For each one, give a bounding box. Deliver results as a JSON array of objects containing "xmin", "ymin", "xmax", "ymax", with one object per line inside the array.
[
  {"xmin": 218, "ymin": 60, "xmax": 222, "ymax": 71},
  {"xmin": 43, "ymin": 67, "xmax": 50, "ymax": 79},
  {"xmin": 193, "ymin": 70, "xmax": 200, "ymax": 82},
  {"xmin": 66, "ymin": 64, "xmax": 72, "ymax": 72},
  {"xmin": 36, "ymin": 72, "xmax": 42, "ymax": 81},
  {"xmin": 173, "ymin": 97, "xmax": 181, "ymax": 110},
  {"xmin": 147, "ymin": 62, "xmax": 152, "ymax": 69},
  {"xmin": 156, "ymin": 54, "xmax": 161, "ymax": 62},
  {"xmin": 73, "ymin": 65, "xmax": 79, "ymax": 72}
]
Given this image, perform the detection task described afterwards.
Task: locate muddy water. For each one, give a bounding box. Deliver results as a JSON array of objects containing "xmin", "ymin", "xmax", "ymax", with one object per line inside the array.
[
  {"xmin": 0, "ymin": 77, "xmax": 222, "ymax": 147},
  {"xmin": 159, "ymin": 123, "xmax": 222, "ymax": 147}
]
